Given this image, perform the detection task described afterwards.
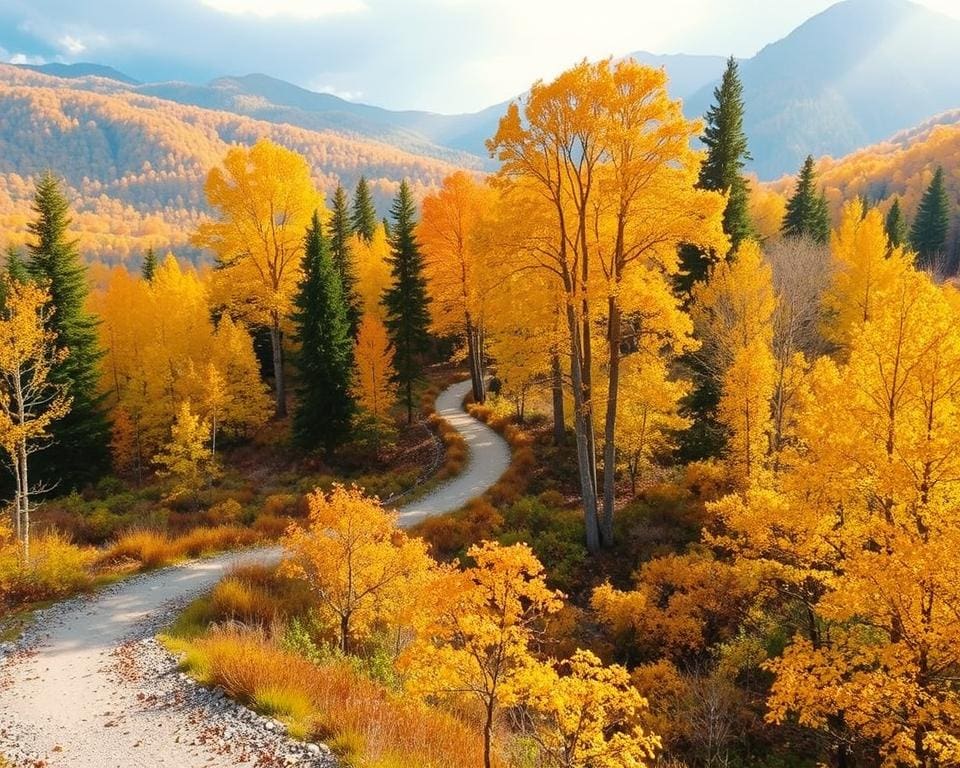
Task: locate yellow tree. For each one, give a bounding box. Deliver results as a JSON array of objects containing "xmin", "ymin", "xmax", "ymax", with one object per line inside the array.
[
  {"xmin": 692, "ymin": 240, "xmax": 777, "ymax": 485},
  {"xmin": 614, "ymin": 355, "xmax": 689, "ymax": 496},
  {"xmin": 713, "ymin": 267, "xmax": 960, "ymax": 766},
  {"xmin": 518, "ymin": 650, "xmax": 659, "ymax": 768},
  {"xmin": 489, "ymin": 59, "xmax": 726, "ymax": 551},
  {"xmin": 153, "ymin": 400, "xmax": 217, "ymax": 501},
  {"xmin": 419, "ymin": 171, "xmax": 497, "ymax": 402},
  {"xmin": 823, "ymin": 200, "xmax": 913, "ymax": 351},
  {"xmin": 281, "ymin": 484, "xmax": 434, "ymax": 653},
  {"xmin": 0, "ymin": 278, "xmax": 71, "ymax": 560},
  {"xmin": 193, "ymin": 139, "xmax": 323, "ymax": 417},
  {"xmin": 352, "ymin": 312, "xmax": 398, "ymax": 456},
  {"xmin": 403, "ymin": 541, "xmax": 563, "ymax": 768},
  {"xmin": 353, "ymin": 223, "xmax": 392, "ymax": 321}
]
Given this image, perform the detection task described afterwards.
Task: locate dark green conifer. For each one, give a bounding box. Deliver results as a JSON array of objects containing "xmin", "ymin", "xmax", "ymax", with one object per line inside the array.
[
  {"xmin": 350, "ymin": 176, "xmax": 378, "ymax": 243},
  {"xmin": 141, "ymin": 247, "xmax": 158, "ymax": 282},
  {"xmin": 910, "ymin": 166, "xmax": 951, "ymax": 268},
  {"xmin": 782, "ymin": 155, "xmax": 830, "ymax": 243},
  {"xmin": 885, "ymin": 197, "xmax": 908, "ymax": 249},
  {"xmin": 381, "ymin": 181, "xmax": 431, "ymax": 425},
  {"xmin": 328, "ymin": 185, "xmax": 363, "ymax": 336},
  {"xmin": 292, "ymin": 211, "xmax": 355, "ymax": 452},
  {"xmin": 26, "ymin": 172, "xmax": 109, "ymax": 488}
]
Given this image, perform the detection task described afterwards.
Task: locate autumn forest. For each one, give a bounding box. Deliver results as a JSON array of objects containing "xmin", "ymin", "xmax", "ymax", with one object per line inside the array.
[{"xmin": 2, "ymin": 5, "xmax": 960, "ymax": 768}]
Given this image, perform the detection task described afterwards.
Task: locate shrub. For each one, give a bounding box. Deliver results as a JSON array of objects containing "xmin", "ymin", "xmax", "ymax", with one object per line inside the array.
[
  {"xmin": 102, "ymin": 529, "xmax": 173, "ymax": 568},
  {"xmin": 204, "ymin": 499, "xmax": 243, "ymax": 526},
  {"xmin": 210, "ymin": 577, "xmax": 283, "ymax": 626},
  {"xmin": 253, "ymin": 514, "xmax": 292, "ymax": 539},
  {"xmin": 0, "ymin": 531, "xmax": 97, "ymax": 607}
]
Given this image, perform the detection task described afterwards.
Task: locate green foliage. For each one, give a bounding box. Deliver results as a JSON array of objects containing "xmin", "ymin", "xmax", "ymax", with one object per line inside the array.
[
  {"xmin": 381, "ymin": 180, "xmax": 431, "ymax": 424},
  {"xmin": 25, "ymin": 171, "xmax": 110, "ymax": 489},
  {"xmin": 141, "ymin": 246, "xmax": 158, "ymax": 281},
  {"xmin": 885, "ymin": 196, "xmax": 908, "ymax": 248},
  {"xmin": 782, "ymin": 155, "xmax": 830, "ymax": 243},
  {"xmin": 350, "ymin": 176, "xmax": 378, "ymax": 243},
  {"xmin": 909, "ymin": 166, "xmax": 951, "ymax": 267},
  {"xmin": 292, "ymin": 211, "xmax": 356, "ymax": 453},
  {"xmin": 328, "ymin": 184, "xmax": 363, "ymax": 337}
]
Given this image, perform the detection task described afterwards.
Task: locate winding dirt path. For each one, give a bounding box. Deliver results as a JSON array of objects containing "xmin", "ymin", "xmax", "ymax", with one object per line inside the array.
[{"xmin": 0, "ymin": 378, "xmax": 510, "ymax": 767}]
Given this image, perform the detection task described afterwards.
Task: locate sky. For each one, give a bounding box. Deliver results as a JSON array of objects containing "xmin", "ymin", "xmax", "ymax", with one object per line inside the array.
[{"xmin": 1, "ymin": 0, "xmax": 958, "ymax": 113}]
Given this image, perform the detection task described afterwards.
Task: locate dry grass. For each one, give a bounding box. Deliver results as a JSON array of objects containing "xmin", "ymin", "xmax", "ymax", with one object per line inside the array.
[
  {"xmin": 0, "ymin": 531, "xmax": 98, "ymax": 606},
  {"xmin": 170, "ymin": 625, "xmax": 490, "ymax": 768},
  {"xmin": 100, "ymin": 525, "xmax": 261, "ymax": 569}
]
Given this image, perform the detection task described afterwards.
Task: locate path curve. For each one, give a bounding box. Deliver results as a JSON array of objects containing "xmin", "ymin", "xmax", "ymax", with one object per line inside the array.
[
  {"xmin": 0, "ymin": 378, "xmax": 511, "ymax": 767},
  {"xmin": 395, "ymin": 378, "xmax": 511, "ymax": 527}
]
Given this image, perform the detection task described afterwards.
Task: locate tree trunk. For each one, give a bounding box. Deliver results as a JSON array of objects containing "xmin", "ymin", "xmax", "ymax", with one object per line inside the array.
[
  {"xmin": 551, "ymin": 351, "xmax": 565, "ymax": 445},
  {"xmin": 465, "ymin": 318, "xmax": 485, "ymax": 404},
  {"xmin": 483, "ymin": 699, "xmax": 495, "ymax": 768},
  {"xmin": 565, "ymin": 301, "xmax": 600, "ymax": 554},
  {"xmin": 269, "ymin": 314, "xmax": 286, "ymax": 418},
  {"xmin": 340, "ymin": 613, "xmax": 350, "ymax": 655},
  {"xmin": 601, "ymin": 299, "xmax": 622, "ymax": 547},
  {"xmin": 18, "ymin": 438, "xmax": 29, "ymax": 562},
  {"xmin": 406, "ymin": 380, "xmax": 414, "ymax": 424}
]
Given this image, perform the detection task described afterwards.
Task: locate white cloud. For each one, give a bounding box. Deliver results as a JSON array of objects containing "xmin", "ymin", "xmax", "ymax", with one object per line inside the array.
[
  {"xmin": 58, "ymin": 34, "xmax": 86, "ymax": 54},
  {"xmin": 9, "ymin": 52, "xmax": 48, "ymax": 65},
  {"xmin": 200, "ymin": 0, "xmax": 366, "ymax": 19},
  {"xmin": 308, "ymin": 82, "xmax": 365, "ymax": 101}
]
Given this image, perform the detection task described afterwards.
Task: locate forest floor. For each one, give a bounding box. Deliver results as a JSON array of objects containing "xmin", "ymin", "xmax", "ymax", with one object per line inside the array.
[{"xmin": 0, "ymin": 378, "xmax": 510, "ymax": 767}]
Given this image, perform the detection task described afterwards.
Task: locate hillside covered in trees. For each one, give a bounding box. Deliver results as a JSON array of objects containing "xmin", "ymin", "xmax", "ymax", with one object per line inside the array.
[{"xmin": 0, "ymin": 65, "xmax": 469, "ymax": 269}]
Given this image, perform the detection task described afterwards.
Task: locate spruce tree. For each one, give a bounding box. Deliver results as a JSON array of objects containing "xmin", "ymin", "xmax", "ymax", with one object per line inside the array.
[
  {"xmin": 678, "ymin": 57, "xmax": 753, "ymax": 293},
  {"xmin": 782, "ymin": 156, "xmax": 830, "ymax": 243},
  {"xmin": 350, "ymin": 176, "xmax": 378, "ymax": 243},
  {"xmin": 885, "ymin": 197, "xmax": 908, "ymax": 248},
  {"xmin": 141, "ymin": 247, "xmax": 158, "ymax": 282},
  {"xmin": 26, "ymin": 172, "xmax": 109, "ymax": 488},
  {"xmin": 910, "ymin": 166, "xmax": 950, "ymax": 268},
  {"xmin": 381, "ymin": 181, "xmax": 431, "ymax": 424},
  {"xmin": 292, "ymin": 211, "xmax": 355, "ymax": 452},
  {"xmin": 328, "ymin": 185, "xmax": 363, "ymax": 337}
]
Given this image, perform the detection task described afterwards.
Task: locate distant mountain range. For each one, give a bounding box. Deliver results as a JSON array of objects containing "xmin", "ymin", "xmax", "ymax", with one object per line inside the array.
[{"xmin": 14, "ymin": 0, "xmax": 960, "ymax": 179}]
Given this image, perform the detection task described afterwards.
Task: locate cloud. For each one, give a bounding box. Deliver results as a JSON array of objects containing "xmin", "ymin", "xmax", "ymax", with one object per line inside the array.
[
  {"xmin": 58, "ymin": 34, "xmax": 86, "ymax": 54},
  {"xmin": 8, "ymin": 52, "xmax": 48, "ymax": 65},
  {"xmin": 199, "ymin": 0, "xmax": 367, "ymax": 19}
]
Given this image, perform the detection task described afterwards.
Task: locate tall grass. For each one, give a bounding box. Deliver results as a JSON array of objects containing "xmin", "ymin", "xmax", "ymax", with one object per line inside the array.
[{"xmin": 171, "ymin": 625, "xmax": 491, "ymax": 768}]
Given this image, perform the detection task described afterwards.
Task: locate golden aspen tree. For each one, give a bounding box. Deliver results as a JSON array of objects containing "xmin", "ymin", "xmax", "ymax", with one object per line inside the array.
[
  {"xmin": 153, "ymin": 400, "xmax": 217, "ymax": 501},
  {"xmin": 822, "ymin": 200, "xmax": 913, "ymax": 350},
  {"xmin": 352, "ymin": 223, "xmax": 392, "ymax": 321},
  {"xmin": 518, "ymin": 650, "xmax": 659, "ymax": 768},
  {"xmin": 352, "ymin": 312, "xmax": 397, "ymax": 455},
  {"xmin": 193, "ymin": 139, "xmax": 323, "ymax": 418},
  {"xmin": 489, "ymin": 59, "xmax": 726, "ymax": 551},
  {"xmin": 404, "ymin": 541, "xmax": 563, "ymax": 768},
  {"xmin": 0, "ymin": 278, "xmax": 71, "ymax": 560},
  {"xmin": 692, "ymin": 240, "xmax": 777, "ymax": 485},
  {"xmin": 713, "ymin": 266, "xmax": 960, "ymax": 766},
  {"xmin": 281, "ymin": 484, "xmax": 434, "ymax": 654},
  {"xmin": 206, "ymin": 315, "xmax": 271, "ymax": 440},
  {"xmin": 419, "ymin": 171, "xmax": 497, "ymax": 403}
]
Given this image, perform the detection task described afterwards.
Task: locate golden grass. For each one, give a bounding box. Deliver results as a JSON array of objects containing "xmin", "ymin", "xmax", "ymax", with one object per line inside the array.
[
  {"xmin": 172, "ymin": 625, "xmax": 490, "ymax": 768},
  {"xmin": 0, "ymin": 531, "xmax": 97, "ymax": 606},
  {"xmin": 101, "ymin": 525, "xmax": 261, "ymax": 569}
]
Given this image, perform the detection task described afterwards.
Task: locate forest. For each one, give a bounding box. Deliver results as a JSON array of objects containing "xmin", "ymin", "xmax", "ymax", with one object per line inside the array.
[{"xmin": 2, "ymin": 54, "xmax": 959, "ymax": 768}]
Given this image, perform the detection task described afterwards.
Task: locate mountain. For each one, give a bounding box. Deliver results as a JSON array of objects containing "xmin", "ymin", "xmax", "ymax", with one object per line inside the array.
[
  {"xmin": 0, "ymin": 65, "xmax": 468, "ymax": 267},
  {"xmin": 19, "ymin": 62, "xmax": 141, "ymax": 85},
  {"xmin": 626, "ymin": 52, "xmax": 727, "ymax": 100},
  {"xmin": 687, "ymin": 0, "xmax": 960, "ymax": 178}
]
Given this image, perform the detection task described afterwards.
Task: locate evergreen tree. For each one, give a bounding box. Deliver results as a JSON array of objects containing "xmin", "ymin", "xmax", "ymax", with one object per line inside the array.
[
  {"xmin": 25, "ymin": 172, "xmax": 109, "ymax": 488},
  {"xmin": 292, "ymin": 211, "xmax": 356, "ymax": 452},
  {"xmin": 782, "ymin": 155, "xmax": 830, "ymax": 243},
  {"xmin": 910, "ymin": 166, "xmax": 951, "ymax": 268},
  {"xmin": 328, "ymin": 185, "xmax": 363, "ymax": 336},
  {"xmin": 350, "ymin": 176, "xmax": 378, "ymax": 243},
  {"xmin": 381, "ymin": 181, "xmax": 431, "ymax": 424},
  {"xmin": 678, "ymin": 57, "xmax": 753, "ymax": 293},
  {"xmin": 141, "ymin": 247, "xmax": 158, "ymax": 282},
  {"xmin": 885, "ymin": 197, "xmax": 908, "ymax": 248}
]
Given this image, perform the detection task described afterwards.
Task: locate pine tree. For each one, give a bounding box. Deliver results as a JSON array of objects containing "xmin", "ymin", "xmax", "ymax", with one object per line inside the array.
[
  {"xmin": 26, "ymin": 172, "xmax": 109, "ymax": 488},
  {"xmin": 328, "ymin": 185, "xmax": 363, "ymax": 337},
  {"xmin": 885, "ymin": 197, "xmax": 908, "ymax": 248},
  {"xmin": 292, "ymin": 211, "xmax": 356, "ymax": 452},
  {"xmin": 381, "ymin": 181, "xmax": 431, "ymax": 424},
  {"xmin": 351, "ymin": 176, "xmax": 378, "ymax": 243},
  {"xmin": 678, "ymin": 57, "xmax": 752, "ymax": 293},
  {"xmin": 782, "ymin": 155, "xmax": 830, "ymax": 243},
  {"xmin": 910, "ymin": 166, "xmax": 950, "ymax": 268},
  {"xmin": 141, "ymin": 247, "xmax": 158, "ymax": 282}
]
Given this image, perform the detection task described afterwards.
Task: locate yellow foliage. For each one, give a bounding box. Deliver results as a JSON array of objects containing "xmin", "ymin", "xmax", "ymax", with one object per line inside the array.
[{"xmin": 153, "ymin": 400, "xmax": 218, "ymax": 499}]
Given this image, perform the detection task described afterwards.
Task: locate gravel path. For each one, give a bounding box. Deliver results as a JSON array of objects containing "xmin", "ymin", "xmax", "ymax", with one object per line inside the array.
[
  {"xmin": 0, "ymin": 379, "xmax": 510, "ymax": 767},
  {"xmin": 395, "ymin": 378, "xmax": 511, "ymax": 526}
]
